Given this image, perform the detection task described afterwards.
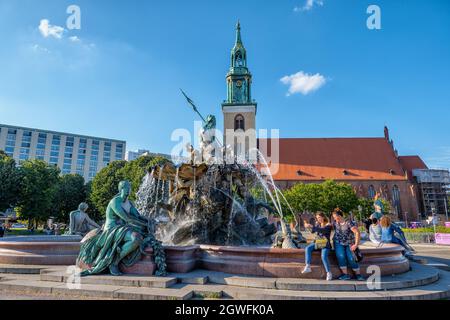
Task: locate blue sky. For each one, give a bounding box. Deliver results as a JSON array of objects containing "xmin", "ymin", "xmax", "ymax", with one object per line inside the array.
[{"xmin": 0, "ymin": 0, "xmax": 449, "ymax": 168}]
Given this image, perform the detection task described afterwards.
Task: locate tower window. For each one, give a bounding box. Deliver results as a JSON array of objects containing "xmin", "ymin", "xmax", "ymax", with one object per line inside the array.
[
  {"xmin": 234, "ymin": 114, "xmax": 245, "ymax": 131},
  {"xmin": 235, "ymin": 51, "xmax": 243, "ymax": 67}
]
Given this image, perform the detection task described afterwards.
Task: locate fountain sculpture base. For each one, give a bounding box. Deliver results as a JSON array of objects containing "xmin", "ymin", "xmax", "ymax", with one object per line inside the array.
[{"xmin": 125, "ymin": 242, "xmax": 409, "ymax": 278}]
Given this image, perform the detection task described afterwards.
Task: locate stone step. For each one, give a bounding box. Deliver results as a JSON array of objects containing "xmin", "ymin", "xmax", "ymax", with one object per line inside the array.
[
  {"xmin": 0, "ymin": 264, "xmax": 51, "ymax": 274},
  {"xmin": 0, "ymin": 279, "xmax": 192, "ymax": 300},
  {"xmin": 1, "ymin": 270, "xmax": 448, "ymax": 300},
  {"xmin": 222, "ymin": 271, "xmax": 450, "ymax": 300},
  {"xmin": 34, "ymin": 262, "xmax": 440, "ymax": 292},
  {"xmin": 426, "ymin": 263, "xmax": 450, "ymax": 272},
  {"xmin": 40, "ymin": 271, "xmax": 177, "ymax": 289},
  {"xmin": 197, "ymin": 263, "xmax": 440, "ymax": 292}
]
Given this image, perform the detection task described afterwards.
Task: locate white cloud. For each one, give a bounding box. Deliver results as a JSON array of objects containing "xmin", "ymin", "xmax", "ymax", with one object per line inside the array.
[
  {"xmin": 31, "ymin": 44, "xmax": 50, "ymax": 54},
  {"xmin": 280, "ymin": 71, "xmax": 327, "ymax": 96},
  {"xmin": 69, "ymin": 36, "xmax": 81, "ymax": 42},
  {"xmin": 38, "ymin": 19, "xmax": 65, "ymax": 39},
  {"xmin": 294, "ymin": 0, "xmax": 324, "ymax": 12}
]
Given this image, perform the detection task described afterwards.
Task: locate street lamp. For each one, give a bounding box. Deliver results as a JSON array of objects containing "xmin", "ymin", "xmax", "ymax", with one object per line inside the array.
[
  {"xmin": 358, "ymin": 205, "xmax": 363, "ymax": 224},
  {"xmin": 430, "ymin": 202, "xmax": 437, "ymax": 241}
]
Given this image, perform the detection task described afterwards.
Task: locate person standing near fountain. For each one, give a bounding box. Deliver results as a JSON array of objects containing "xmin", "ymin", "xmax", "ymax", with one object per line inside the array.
[
  {"xmin": 332, "ymin": 208, "xmax": 365, "ymax": 281},
  {"xmin": 77, "ymin": 181, "xmax": 164, "ymax": 276},
  {"xmin": 302, "ymin": 212, "xmax": 333, "ymax": 281}
]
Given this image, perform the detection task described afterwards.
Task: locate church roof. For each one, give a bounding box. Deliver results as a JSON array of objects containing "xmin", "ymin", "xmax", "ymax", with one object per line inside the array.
[
  {"xmin": 398, "ymin": 155, "xmax": 428, "ymax": 181},
  {"xmin": 257, "ymin": 137, "xmax": 426, "ymax": 181}
]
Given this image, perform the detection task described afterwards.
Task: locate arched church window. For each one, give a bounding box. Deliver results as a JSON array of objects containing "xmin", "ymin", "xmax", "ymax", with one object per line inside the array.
[
  {"xmin": 234, "ymin": 114, "xmax": 245, "ymax": 131},
  {"xmin": 392, "ymin": 185, "xmax": 401, "ymax": 215},
  {"xmin": 368, "ymin": 185, "xmax": 375, "ymax": 199}
]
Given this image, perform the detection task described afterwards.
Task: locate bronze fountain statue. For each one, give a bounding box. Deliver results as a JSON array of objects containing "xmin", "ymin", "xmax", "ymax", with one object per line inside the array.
[{"xmin": 77, "ymin": 181, "xmax": 166, "ymax": 276}]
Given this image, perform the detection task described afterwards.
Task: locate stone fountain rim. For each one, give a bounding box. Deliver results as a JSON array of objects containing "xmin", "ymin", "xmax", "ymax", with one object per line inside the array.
[
  {"xmin": 0, "ymin": 235, "xmax": 82, "ymax": 244},
  {"xmin": 162, "ymin": 242, "xmax": 404, "ymax": 254}
]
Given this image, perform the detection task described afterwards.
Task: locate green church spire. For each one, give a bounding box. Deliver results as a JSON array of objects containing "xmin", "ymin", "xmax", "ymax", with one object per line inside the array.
[
  {"xmin": 235, "ymin": 20, "xmax": 242, "ymax": 46},
  {"xmin": 224, "ymin": 21, "xmax": 254, "ymax": 105}
]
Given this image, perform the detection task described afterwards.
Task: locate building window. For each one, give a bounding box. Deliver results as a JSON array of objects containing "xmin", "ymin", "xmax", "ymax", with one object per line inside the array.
[
  {"xmin": 66, "ymin": 136, "xmax": 74, "ymax": 147},
  {"xmin": 5, "ymin": 129, "xmax": 17, "ymax": 156},
  {"xmin": 368, "ymin": 185, "xmax": 376, "ymax": 199},
  {"xmin": 234, "ymin": 114, "xmax": 245, "ymax": 131},
  {"xmin": 392, "ymin": 185, "xmax": 401, "ymax": 215},
  {"xmin": 19, "ymin": 131, "xmax": 32, "ymax": 163}
]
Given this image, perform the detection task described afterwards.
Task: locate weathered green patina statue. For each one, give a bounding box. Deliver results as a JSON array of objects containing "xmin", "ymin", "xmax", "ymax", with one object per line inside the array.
[
  {"xmin": 77, "ymin": 181, "xmax": 166, "ymax": 276},
  {"xmin": 66, "ymin": 202, "xmax": 100, "ymax": 237}
]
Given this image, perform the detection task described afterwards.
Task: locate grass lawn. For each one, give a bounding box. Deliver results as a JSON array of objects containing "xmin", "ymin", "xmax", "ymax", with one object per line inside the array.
[{"xmin": 4, "ymin": 229, "xmax": 45, "ymax": 236}]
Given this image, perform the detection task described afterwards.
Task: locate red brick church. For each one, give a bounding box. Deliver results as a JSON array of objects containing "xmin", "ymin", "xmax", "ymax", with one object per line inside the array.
[{"xmin": 258, "ymin": 127, "xmax": 429, "ymax": 222}]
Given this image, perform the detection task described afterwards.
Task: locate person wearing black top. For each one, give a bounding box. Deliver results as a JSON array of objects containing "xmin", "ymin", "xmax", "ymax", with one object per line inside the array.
[{"xmin": 302, "ymin": 212, "xmax": 333, "ymax": 281}]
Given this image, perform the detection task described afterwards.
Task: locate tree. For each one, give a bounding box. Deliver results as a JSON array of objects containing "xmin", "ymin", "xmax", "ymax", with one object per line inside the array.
[
  {"xmin": 283, "ymin": 183, "xmax": 322, "ymax": 215},
  {"xmin": 0, "ymin": 152, "xmax": 22, "ymax": 212},
  {"xmin": 51, "ymin": 174, "xmax": 87, "ymax": 223},
  {"xmin": 89, "ymin": 160, "xmax": 128, "ymax": 216},
  {"xmin": 84, "ymin": 180, "xmax": 102, "ymax": 222},
  {"xmin": 318, "ymin": 180, "xmax": 359, "ymax": 215},
  {"xmin": 16, "ymin": 160, "xmax": 60, "ymax": 228},
  {"xmin": 89, "ymin": 156, "xmax": 170, "ymax": 217},
  {"xmin": 281, "ymin": 180, "xmax": 360, "ymax": 219},
  {"xmin": 120, "ymin": 155, "xmax": 169, "ymax": 199}
]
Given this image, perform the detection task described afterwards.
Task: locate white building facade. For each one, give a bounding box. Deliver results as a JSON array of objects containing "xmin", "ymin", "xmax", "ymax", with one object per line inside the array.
[{"xmin": 0, "ymin": 124, "xmax": 126, "ymax": 181}]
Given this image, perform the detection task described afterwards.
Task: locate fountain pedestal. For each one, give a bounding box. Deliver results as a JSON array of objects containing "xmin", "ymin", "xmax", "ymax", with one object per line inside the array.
[
  {"xmin": 0, "ymin": 236, "xmax": 82, "ymax": 265},
  {"xmin": 119, "ymin": 248, "xmax": 156, "ymax": 275}
]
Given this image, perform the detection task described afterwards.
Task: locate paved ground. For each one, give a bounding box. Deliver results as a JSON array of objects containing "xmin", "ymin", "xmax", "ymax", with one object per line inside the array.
[
  {"xmin": 0, "ymin": 289, "xmax": 112, "ymax": 300},
  {"xmin": 410, "ymin": 243, "xmax": 450, "ymax": 270}
]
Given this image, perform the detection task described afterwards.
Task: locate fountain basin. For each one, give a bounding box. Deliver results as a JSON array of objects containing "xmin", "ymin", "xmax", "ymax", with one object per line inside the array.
[
  {"xmin": 129, "ymin": 242, "xmax": 409, "ymax": 278},
  {"xmin": 195, "ymin": 243, "xmax": 409, "ymax": 278},
  {"xmin": 0, "ymin": 236, "xmax": 409, "ymax": 278},
  {"xmin": 0, "ymin": 236, "xmax": 82, "ymax": 265}
]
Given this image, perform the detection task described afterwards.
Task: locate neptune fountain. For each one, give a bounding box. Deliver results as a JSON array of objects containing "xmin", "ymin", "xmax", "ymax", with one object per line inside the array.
[{"xmin": 0, "ymin": 92, "xmax": 411, "ymax": 279}]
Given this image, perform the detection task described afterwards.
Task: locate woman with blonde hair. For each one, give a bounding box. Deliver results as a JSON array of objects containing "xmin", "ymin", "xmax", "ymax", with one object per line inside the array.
[{"xmin": 380, "ymin": 216, "xmax": 414, "ymax": 254}]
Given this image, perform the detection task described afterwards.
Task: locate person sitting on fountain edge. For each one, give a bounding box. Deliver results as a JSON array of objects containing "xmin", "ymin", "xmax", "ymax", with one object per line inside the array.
[
  {"xmin": 77, "ymin": 180, "xmax": 155, "ymax": 276},
  {"xmin": 331, "ymin": 208, "xmax": 365, "ymax": 281},
  {"xmin": 379, "ymin": 215, "xmax": 415, "ymax": 256},
  {"xmin": 302, "ymin": 212, "xmax": 333, "ymax": 281}
]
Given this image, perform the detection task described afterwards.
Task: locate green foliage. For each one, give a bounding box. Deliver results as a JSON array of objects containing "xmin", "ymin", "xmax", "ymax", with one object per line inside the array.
[
  {"xmin": 402, "ymin": 226, "xmax": 450, "ymax": 234},
  {"xmin": 84, "ymin": 180, "xmax": 102, "ymax": 222},
  {"xmin": 16, "ymin": 160, "xmax": 60, "ymax": 228},
  {"xmin": 51, "ymin": 174, "xmax": 87, "ymax": 223},
  {"xmin": 89, "ymin": 160, "xmax": 128, "ymax": 216},
  {"xmin": 319, "ymin": 180, "xmax": 359, "ymax": 215},
  {"xmin": 0, "ymin": 151, "xmax": 22, "ymax": 211},
  {"xmin": 89, "ymin": 156, "xmax": 170, "ymax": 216},
  {"xmin": 5, "ymin": 229, "xmax": 45, "ymax": 236},
  {"xmin": 280, "ymin": 180, "xmax": 359, "ymax": 220},
  {"xmin": 119, "ymin": 155, "xmax": 169, "ymax": 197},
  {"xmin": 357, "ymin": 197, "xmax": 374, "ymax": 219},
  {"xmin": 283, "ymin": 183, "xmax": 322, "ymax": 215}
]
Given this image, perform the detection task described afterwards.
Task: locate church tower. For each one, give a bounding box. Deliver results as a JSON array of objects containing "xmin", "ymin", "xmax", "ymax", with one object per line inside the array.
[{"xmin": 222, "ymin": 21, "xmax": 257, "ymax": 162}]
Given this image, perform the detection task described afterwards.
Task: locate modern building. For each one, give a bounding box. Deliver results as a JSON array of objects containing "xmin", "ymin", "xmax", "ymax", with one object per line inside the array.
[
  {"xmin": 126, "ymin": 149, "xmax": 150, "ymax": 161},
  {"xmin": 412, "ymin": 169, "xmax": 450, "ymax": 218},
  {"xmin": 0, "ymin": 123, "xmax": 126, "ymax": 181},
  {"xmin": 126, "ymin": 149, "xmax": 188, "ymax": 164},
  {"xmin": 219, "ymin": 23, "xmax": 444, "ymax": 222}
]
